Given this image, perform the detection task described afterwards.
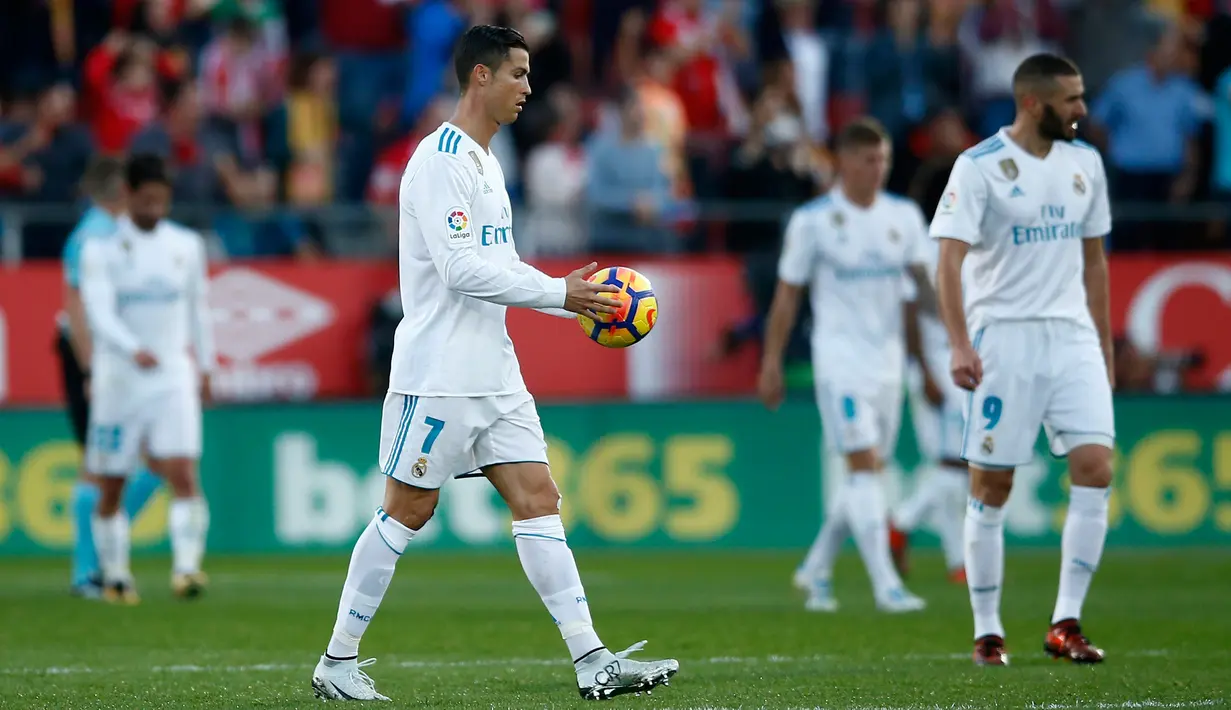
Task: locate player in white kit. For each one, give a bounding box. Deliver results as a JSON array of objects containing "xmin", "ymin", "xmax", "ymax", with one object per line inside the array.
[
  {"xmin": 759, "ymin": 118, "xmax": 931, "ymax": 614},
  {"xmin": 888, "ymin": 235, "xmax": 969, "ymax": 584},
  {"xmin": 310, "ymin": 26, "xmax": 678, "ymax": 703},
  {"xmin": 79, "ymin": 154, "xmax": 214, "ymax": 604},
  {"xmin": 930, "ymin": 54, "xmax": 1114, "ymax": 666}
]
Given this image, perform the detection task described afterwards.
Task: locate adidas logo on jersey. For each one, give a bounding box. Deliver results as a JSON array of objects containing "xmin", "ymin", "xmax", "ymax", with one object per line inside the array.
[
  {"xmin": 482, "ymin": 182, "xmax": 493, "ymax": 194},
  {"xmin": 1009, "ymin": 185, "xmax": 1025, "ymax": 198}
]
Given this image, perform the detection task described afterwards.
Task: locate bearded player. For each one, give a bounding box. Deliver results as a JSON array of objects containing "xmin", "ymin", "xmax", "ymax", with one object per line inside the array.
[
  {"xmin": 930, "ymin": 53, "xmax": 1114, "ymax": 666},
  {"xmin": 309, "ymin": 26, "xmax": 678, "ymax": 702}
]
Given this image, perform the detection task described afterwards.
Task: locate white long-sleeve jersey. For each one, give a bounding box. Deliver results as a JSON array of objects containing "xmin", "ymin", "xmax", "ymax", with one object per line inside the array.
[
  {"xmin": 79, "ymin": 216, "xmax": 215, "ymax": 385},
  {"xmin": 390, "ymin": 122, "xmax": 569, "ymax": 397}
]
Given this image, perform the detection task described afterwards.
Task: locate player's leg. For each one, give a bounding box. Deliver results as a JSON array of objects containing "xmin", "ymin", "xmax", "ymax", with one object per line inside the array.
[
  {"xmin": 146, "ymin": 384, "xmax": 209, "ymax": 597},
  {"xmin": 793, "ymin": 382, "xmax": 856, "ymax": 611},
  {"xmin": 1041, "ymin": 325, "xmax": 1115, "ymax": 663},
  {"xmin": 57, "ymin": 331, "xmax": 103, "ymax": 597},
  {"xmin": 930, "ymin": 379, "xmax": 973, "ymax": 583},
  {"xmin": 313, "ymin": 393, "xmax": 466, "ymax": 702},
  {"xmin": 121, "ymin": 464, "xmax": 163, "ymax": 528},
  {"xmin": 84, "ymin": 398, "xmax": 142, "ymax": 605},
  {"xmin": 479, "ymin": 392, "xmax": 677, "ymax": 700},
  {"xmin": 793, "ymin": 447, "xmax": 846, "ymax": 612},
  {"xmin": 960, "ymin": 322, "xmax": 1045, "ymax": 665},
  {"xmin": 889, "ymin": 363, "xmax": 941, "ymax": 576}
]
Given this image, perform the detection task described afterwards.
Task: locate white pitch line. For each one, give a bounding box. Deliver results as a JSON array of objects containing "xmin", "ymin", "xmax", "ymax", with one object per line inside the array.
[
  {"xmin": 651, "ymin": 704, "xmax": 1223, "ymax": 710},
  {"xmin": 1, "ymin": 649, "xmax": 1181, "ymax": 677}
]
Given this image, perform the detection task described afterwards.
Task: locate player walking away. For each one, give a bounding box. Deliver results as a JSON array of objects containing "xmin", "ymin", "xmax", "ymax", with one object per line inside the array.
[
  {"xmin": 59, "ymin": 158, "xmax": 163, "ymax": 599},
  {"xmin": 888, "ymin": 233, "xmax": 969, "ymax": 585},
  {"xmin": 930, "ymin": 53, "xmax": 1114, "ymax": 666},
  {"xmin": 79, "ymin": 154, "xmax": 215, "ymax": 604},
  {"xmin": 759, "ymin": 118, "xmax": 934, "ymax": 614},
  {"xmin": 310, "ymin": 26, "xmax": 679, "ymax": 703}
]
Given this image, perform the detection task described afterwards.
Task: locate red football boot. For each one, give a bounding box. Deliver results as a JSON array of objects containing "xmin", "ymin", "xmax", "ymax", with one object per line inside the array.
[
  {"xmin": 1044, "ymin": 618, "xmax": 1105, "ymax": 664},
  {"xmin": 889, "ymin": 525, "xmax": 910, "ymax": 577},
  {"xmin": 948, "ymin": 567, "xmax": 967, "ymax": 585},
  {"xmin": 973, "ymin": 635, "xmax": 1009, "ymax": 666}
]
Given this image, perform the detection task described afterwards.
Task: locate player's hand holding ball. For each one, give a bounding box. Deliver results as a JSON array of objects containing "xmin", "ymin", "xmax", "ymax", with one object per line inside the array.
[
  {"xmin": 574, "ymin": 265, "xmax": 658, "ymax": 348},
  {"xmin": 950, "ymin": 343, "xmax": 983, "ymax": 391}
]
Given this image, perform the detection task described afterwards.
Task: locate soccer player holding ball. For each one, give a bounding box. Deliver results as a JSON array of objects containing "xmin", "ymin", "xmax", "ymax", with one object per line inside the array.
[
  {"xmin": 759, "ymin": 118, "xmax": 937, "ymax": 614},
  {"xmin": 310, "ymin": 26, "xmax": 677, "ymax": 702},
  {"xmin": 930, "ymin": 54, "xmax": 1114, "ymax": 666}
]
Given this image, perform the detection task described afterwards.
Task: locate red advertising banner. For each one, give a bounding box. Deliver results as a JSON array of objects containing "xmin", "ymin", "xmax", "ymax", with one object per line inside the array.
[
  {"xmin": 5, "ymin": 253, "xmax": 1222, "ymax": 407},
  {"xmin": 0, "ymin": 257, "xmax": 759, "ymax": 406},
  {"xmin": 1108, "ymin": 254, "xmax": 1231, "ymax": 391}
]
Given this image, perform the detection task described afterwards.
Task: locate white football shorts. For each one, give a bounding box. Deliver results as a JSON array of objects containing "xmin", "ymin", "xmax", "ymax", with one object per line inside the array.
[
  {"xmin": 378, "ymin": 389, "xmax": 549, "ymax": 489},
  {"xmin": 961, "ymin": 319, "xmax": 1115, "ymax": 469},
  {"xmin": 815, "ymin": 377, "xmax": 903, "ymax": 458},
  {"xmin": 907, "ymin": 351, "xmax": 967, "ymax": 463},
  {"xmin": 86, "ymin": 378, "xmax": 202, "ymax": 476}
]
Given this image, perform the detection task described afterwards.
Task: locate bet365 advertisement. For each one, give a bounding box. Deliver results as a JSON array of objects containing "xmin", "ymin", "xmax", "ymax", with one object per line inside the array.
[{"xmin": 0, "ymin": 396, "xmax": 1228, "ymax": 555}]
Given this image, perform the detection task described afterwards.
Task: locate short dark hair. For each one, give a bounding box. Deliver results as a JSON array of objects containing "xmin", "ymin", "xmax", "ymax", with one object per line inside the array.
[
  {"xmin": 1013, "ymin": 53, "xmax": 1080, "ymax": 96},
  {"xmin": 453, "ymin": 25, "xmax": 529, "ymax": 90},
  {"xmin": 81, "ymin": 157, "xmax": 126, "ymax": 202},
  {"xmin": 125, "ymin": 153, "xmax": 172, "ymax": 190},
  {"xmin": 835, "ymin": 117, "xmax": 890, "ymax": 151}
]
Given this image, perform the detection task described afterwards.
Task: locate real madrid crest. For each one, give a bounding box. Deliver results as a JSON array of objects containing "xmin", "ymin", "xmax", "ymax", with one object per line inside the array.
[
  {"xmin": 468, "ymin": 151, "xmax": 484, "ymax": 175},
  {"xmin": 982, "ymin": 436, "xmax": 995, "ymax": 455},
  {"xmin": 412, "ymin": 457, "xmax": 428, "ymax": 478},
  {"xmin": 998, "ymin": 158, "xmax": 1019, "ymax": 181},
  {"xmin": 1073, "ymin": 173, "xmax": 1086, "ymax": 195}
]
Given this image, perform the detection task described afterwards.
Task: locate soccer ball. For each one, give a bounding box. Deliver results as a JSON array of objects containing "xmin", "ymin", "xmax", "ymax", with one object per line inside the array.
[{"xmin": 576, "ymin": 266, "xmax": 658, "ymax": 348}]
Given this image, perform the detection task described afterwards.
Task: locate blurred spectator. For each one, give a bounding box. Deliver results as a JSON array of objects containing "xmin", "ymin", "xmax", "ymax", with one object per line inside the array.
[
  {"xmin": 1212, "ymin": 59, "xmax": 1231, "ymax": 197},
  {"xmin": 585, "ymin": 88, "xmax": 679, "ymax": 254},
  {"xmin": 401, "ymin": 0, "xmax": 469, "ymax": 131},
  {"xmin": 0, "ymin": 83, "xmax": 92, "ymax": 258},
  {"xmin": 1064, "ymin": 0, "xmax": 1166, "ymax": 96},
  {"xmin": 960, "ymin": 0, "xmax": 1066, "ymax": 137},
  {"xmin": 1113, "ymin": 334, "xmax": 1206, "ymax": 393},
  {"xmin": 82, "ymin": 31, "xmax": 180, "ymax": 155},
  {"xmin": 865, "ymin": 0, "xmax": 963, "ymax": 148},
  {"xmin": 775, "ymin": 0, "xmax": 829, "ymax": 144},
  {"xmin": 523, "ymin": 86, "xmax": 588, "ymax": 256},
  {"xmin": 634, "ymin": 43, "xmax": 691, "ymax": 197},
  {"xmin": 199, "ymin": 17, "xmax": 284, "ymax": 164},
  {"xmin": 1091, "ymin": 24, "xmax": 1209, "ymax": 207},
  {"xmin": 647, "ymin": 0, "xmax": 751, "ymax": 139},
  {"xmin": 724, "ymin": 86, "xmax": 827, "ymax": 254},
  {"xmin": 280, "ymin": 52, "xmax": 339, "ymax": 207},
  {"xmin": 0, "ymin": 0, "xmax": 71, "ymax": 99},
  {"xmin": 908, "ymin": 108, "xmax": 977, "ymax": 220}
]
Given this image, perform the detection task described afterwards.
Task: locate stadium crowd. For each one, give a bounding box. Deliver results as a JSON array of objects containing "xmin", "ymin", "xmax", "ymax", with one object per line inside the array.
[{"xmin": 2, "ymin": 0, "xmax": 1230, "ymax": 262}]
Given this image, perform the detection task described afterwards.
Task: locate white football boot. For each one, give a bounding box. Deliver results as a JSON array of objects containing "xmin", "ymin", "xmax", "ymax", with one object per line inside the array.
[
  {"xmin": 576, "ymin": 641, "xmax": 678, "ymax": 701},
  {"xmin": 876, "ymin": 587, "xmax": 927, "ymax": 613},
  {"xmin": 793, "ymin": 568, "xmax": 839, "ymax": 612},
  {"xmin": 311, "ymin": 656, "xmax": 391, "ymax": 702}
]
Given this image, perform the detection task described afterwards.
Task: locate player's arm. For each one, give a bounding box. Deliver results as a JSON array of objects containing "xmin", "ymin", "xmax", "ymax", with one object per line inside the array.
[
  {"xmin": 929, "ymin": 155, "xmax": 987, "ymax": 389},
  {"xmin": 904, "ymin": 202, "xmax": 938, "ymax": 315},
  {"xmin": 188, "ymin": 235, "xmax": 218, "ymax": 398},
  {"xmin": 902, "ymin": 283, "xmax": 944, "ymax": 406},
  {"xmin": 507, "ymin": 260, "xmax": 575, "ymax": 319},
  {"xmin": 61, "ymin": 230, "xmax": 92, "ymax": 366},
  {"xmin": 758, "ymin": 210, "xmax": 812, "ymax": 410},
  {"xmin": 78, "ymin": 240, "xmax": 144, "ymax": 360},
  {"xmin": 1082, "ymin": 153, "xmax": 1115, "ymax": 385},
  {"xmin": 411, "ymin": 154, "xmax": 566, "ymax": 309}
]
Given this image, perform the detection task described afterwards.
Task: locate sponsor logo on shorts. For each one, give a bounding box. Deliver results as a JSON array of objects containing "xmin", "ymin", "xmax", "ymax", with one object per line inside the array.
[{"xmin": 412, "ymin": 456, "xmax": 428, "ymax": 478}]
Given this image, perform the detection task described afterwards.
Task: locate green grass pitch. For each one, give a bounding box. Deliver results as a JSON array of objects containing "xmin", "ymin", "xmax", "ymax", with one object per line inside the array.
[{"xmin": 0, "ymin": 549, "xmax": 1228, "ymax": 709}]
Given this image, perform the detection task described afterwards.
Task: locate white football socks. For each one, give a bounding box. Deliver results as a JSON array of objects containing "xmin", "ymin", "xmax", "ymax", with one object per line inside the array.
[
  {"xmin": 799, "ymin": 486, "xmax": 848, "ymax": 583},
  {"xmin": 892, "ymin": 464, "xmax": 943, "ymax": 532},
  {"xmin": 1052, "ymin": 485, "xmax": 1110, "ymax": 623},
  {"xmin": 512, "ymin": 514, "xmax": 605, "ymax": 663},
  {"xmin": 325, "ymin": 509, "xmax": 416, "ymax": 660},
  {"xmin": 936, "ymin": 465, "xmax": 969, "ymax": 571},
  {"xmin": 91, "ymin": 512, "xmax": 132, "ymax": 584},
  {"xmin": 845, "ymin": 472, "xmax": 904, "ymax": 598},
  {"xmin": 168, "ymin": 497, "xmax": 210, "ymax": 575},
  {"xmin": 965, "ymin": 497, "xmax": 1006, "ymax": 639}
]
